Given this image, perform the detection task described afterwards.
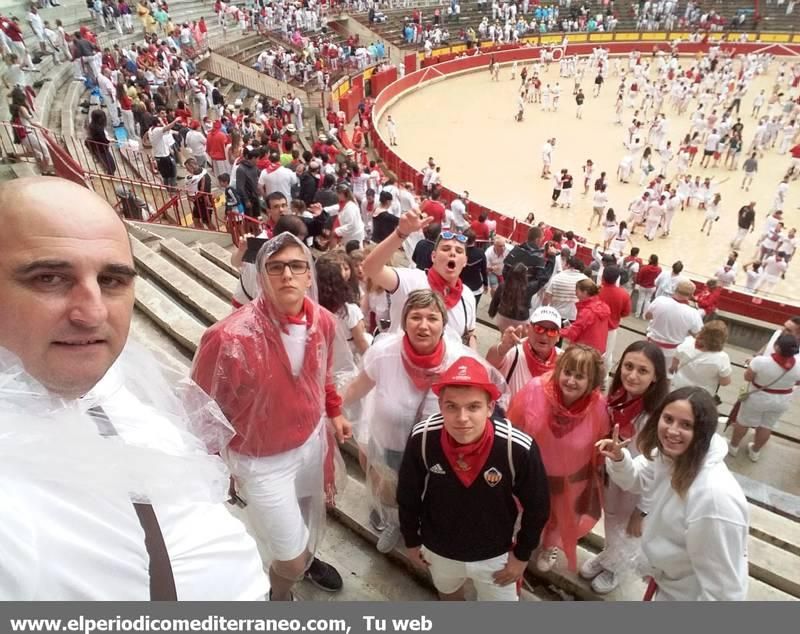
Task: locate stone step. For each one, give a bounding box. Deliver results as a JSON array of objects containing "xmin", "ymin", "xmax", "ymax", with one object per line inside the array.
[
  {"xmin": 159, "ymin": 237, "xmax": 238, "ymax": 302},
  {"xmin": 197, "ymin": 241, "xmax": 241, "ymax": 277},
  {"xmin": 748, "ymin": 501, "xmax": 800, "ymax": 556},
  {"xmin": 132, "ymin": 275, "xmax": 205, "ymax": 354},
  {"xmin": 60, "ymin": 79, "xmax": 84, "ymax": 140},
  {"xmin": 130, "ymin": 307, "xmax": 193, "ymax": 368},
  {"xmin": 130, "ymin": 235, "xmax": 231, "ymax": 325},
  {"xmin": 533, "ymin": 538, "xmax": 795, "ymax": 602}
]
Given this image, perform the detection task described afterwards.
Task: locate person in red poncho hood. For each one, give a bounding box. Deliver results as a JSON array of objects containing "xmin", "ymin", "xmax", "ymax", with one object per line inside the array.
[
  {"xmin": 191, "ymin": 232, "xmax": 351, "ymax": 601},
  {"xmin": 363, "ymin": 209, "xmax": 477, "ymax": 347},
  {"xmin": 507, "ymin": 345, "xmax": 610, "ymax": 574},
  {"xmin": 560, "ymin": 279, "xmax": 612, "ymax": 354}
]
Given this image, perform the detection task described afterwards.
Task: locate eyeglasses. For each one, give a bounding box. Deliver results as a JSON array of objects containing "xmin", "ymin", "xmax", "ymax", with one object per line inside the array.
[
  {"xmin": 265, "ymin": 260, "xmax": 310, "ymax": 276},
  {"xmin": 532, "ymin": 324, "xmax": 560, "ymax": 337},
  {"xmin": 439, "ymin": 231, "xmax": 468, "ymax": 243}
]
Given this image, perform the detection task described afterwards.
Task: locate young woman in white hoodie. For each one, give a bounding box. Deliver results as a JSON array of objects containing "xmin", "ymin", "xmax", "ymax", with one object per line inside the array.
[
  {"xmin": 580, "ymin": 341, "xmax": 669, "ymax": 594},
  {"xmin": 597, "ymin": 386, "xmax": 749, "ymax": 601}
]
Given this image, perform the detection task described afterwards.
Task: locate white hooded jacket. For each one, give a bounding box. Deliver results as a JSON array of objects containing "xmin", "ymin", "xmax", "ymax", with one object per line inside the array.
[{"xmin": 606, "ymin": 434, "xmax": 749, "ymax": 600}]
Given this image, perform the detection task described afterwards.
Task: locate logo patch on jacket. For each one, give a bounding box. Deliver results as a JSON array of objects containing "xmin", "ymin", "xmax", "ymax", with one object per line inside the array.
[
  {"xmin": 483, "ymin": 467, "xmax": 502, "ymax": 487},
  {"xmin": 429, "ymin": 463, "xmax": 446, "ymax": 475}
]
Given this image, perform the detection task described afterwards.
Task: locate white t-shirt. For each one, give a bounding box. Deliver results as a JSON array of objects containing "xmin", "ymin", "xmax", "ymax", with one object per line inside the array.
[
  {"xmin": 647, "ymin": 296, "xmax": 704, "ymax": 345},
  {"xmin": 258, "ymin": 166, "xmax": 298, "ymax": 201},
  {"xmin": 0, "ymin": 365, "xmax": 267, "ymax": 600},
  {"xmin": 485, "ymin": 243, "xmax": 511, "ymax": 275},
  {"xmin": 362, "ymin": 336, "xmax": 446, "ymax": 451},
  {"xmin": 388, "ymin": 267, "xmax": 476, "ymax": 342},
  {"xmin": 671, "ymin": 336, "xmax": 732, "ymax": 395},
  {"xmin": 499, "ymin": 341, "xmax": 561, "ymax": 398},
  {"xmin": 333, "ymin": 303, "xmax": 364, "ymax": 368},
  {"xmin": 450, "ymin": 198, "xmax": 468, "ymax": 229},
  {"xmin": 185, "ymin": 130, "xmax": 207, "ymax": 159},
  {"xmin": 148, "ymin": 126, "xmax": 173, "ymax": 158}
]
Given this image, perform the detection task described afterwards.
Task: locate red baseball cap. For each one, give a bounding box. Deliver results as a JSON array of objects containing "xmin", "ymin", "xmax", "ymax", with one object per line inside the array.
[{"xmin": 432, "ymin": 357, "xmax": 501, "ymax": 401}]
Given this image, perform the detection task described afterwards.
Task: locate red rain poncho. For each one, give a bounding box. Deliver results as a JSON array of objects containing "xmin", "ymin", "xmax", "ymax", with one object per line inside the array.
[{"xmin": 508, "ymin": 374, "xmax": 610, "ymax": 570}]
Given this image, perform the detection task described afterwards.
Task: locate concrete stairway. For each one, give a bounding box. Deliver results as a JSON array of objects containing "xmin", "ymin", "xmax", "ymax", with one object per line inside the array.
[{"xmin": 124, "ymin": 220, "xmax": 800, "ymax": 602}]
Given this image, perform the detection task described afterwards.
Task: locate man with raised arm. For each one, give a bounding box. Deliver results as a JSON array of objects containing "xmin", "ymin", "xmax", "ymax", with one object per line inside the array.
[{"xmin": 363, "ymin": 209, "xmax": 477, "ymax": 347}]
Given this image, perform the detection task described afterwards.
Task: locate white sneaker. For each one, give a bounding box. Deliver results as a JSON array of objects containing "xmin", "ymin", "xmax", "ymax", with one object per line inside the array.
[
  {"xmin": 376, "ymin": 522, "xmax": 402, "ymax": 554},
  {"xmin": 579, "ymin": 554, "xmax": 605, "ymax": 580},
  {"xmin": 747, "ymin": 442, "xmax": 760, "ymax": 463},
  {"xmin": 727, "ymin": 443, "xmax": 740, "ymax": 458},
  {"xmin": 591, "ymin": 569, "xmax": 619, "ymax": 594},
  {"xmin": 536, "ymin": 547, "xmax": 559, "ymax": 572}
]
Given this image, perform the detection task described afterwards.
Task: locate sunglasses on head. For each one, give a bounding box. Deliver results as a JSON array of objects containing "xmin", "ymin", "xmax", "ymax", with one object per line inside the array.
[
  {"xmin": 532, "ymin": 324, "xmax": 560, "ymax": 337},
  {"xmin": 439, "ymin": 231, "xmax": 468, "ymax": 244}
]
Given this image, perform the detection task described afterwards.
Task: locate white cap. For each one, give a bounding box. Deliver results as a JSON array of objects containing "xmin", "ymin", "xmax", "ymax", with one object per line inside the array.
[{"xmin": 529, "ymin": 306, "xmax": 562, "ymax": 326}]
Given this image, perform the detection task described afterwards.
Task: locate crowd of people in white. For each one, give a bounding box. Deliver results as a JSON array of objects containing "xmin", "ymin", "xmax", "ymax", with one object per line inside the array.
[{"xmin": 508, "ymin": 42, "xmax": 800, "ymax": 299}]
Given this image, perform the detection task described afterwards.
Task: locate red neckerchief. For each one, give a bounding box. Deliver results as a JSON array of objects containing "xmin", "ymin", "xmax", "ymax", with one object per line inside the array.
[
  {"xmin": 400, "ymin": 335, "xmax": 446, "ymax": 390},
  {"xmin": 440, "ymin": 419, "xmax": 495, "ymax": 487},
  {"xmin": 285, "ymin": 300, "xmax": 309, "ymax": 326},
  {"xmin": 522, "ymin": 342, "xmax": 558, "ymax": 378},
  {"xmin": 542, "ymin": 372, "xmax": 598, "ymax": 437},
  {"xmin": 427, "ymin": 268, "xmax": 463, "ymax": 309},
  {"xmin": 606, "ymin": 388, "xmax": 645, "ymax": 440},
  {"xmin": 772, "ymin": 352, "xmax": 797, "ymax": 371},
  {"xmin": 270, "ymin": 296, "xmax": 313, "ymax": 332}
]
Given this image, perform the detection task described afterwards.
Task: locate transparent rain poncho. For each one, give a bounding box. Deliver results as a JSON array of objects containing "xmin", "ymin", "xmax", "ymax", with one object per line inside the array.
[
  {"xmin": 350, "ymin": 331, "xmax": 508, "ymax": 527},
  {"xmin": 191, "ymin": 232, "xmax": 346, "ymax": 564},
  {"xmin": 0, "ymin": 342, "xmax": 235, "ymax": 506}
]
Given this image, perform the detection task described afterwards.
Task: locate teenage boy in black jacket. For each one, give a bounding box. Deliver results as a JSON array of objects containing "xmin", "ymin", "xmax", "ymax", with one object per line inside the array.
[{"xmin": 397, "ymin": 357, "xmax": 550, "ymax": 601}]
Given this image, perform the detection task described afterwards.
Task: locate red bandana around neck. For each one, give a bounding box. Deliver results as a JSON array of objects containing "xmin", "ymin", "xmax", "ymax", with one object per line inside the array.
[
  {"xmin": 523, "ymin": 342, "xmax": 558, "ymax": 378},
  {"xmin": 542, "ymin": 373, "xmax": 598, "ymax": 436},
  {"xmin": 401, "ymin": 335, "xmax": 446, "ymax": 391},
  {"xmin": 427, "ymin": 267, "xmax": 464, "ymax": 309},
  {"xmin": 279, "ymin": 297, "xmax": 314, "ymax": 329},
  {"xmin": 772, "ymin": 352, "xmax": 797, "ymax": 371},
  {"xmin": 607, "ymin": 388, "xmax": 645, "ymax": 440},
  {"xmin": 440, "ymin": 419, "xmax": 495, "ymax": 487}
]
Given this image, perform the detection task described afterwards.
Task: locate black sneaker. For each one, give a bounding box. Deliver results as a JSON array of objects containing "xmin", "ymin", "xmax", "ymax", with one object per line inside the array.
[{"xmin": 304, "ymin": 557, "xmax": 343, "ymax": 592}]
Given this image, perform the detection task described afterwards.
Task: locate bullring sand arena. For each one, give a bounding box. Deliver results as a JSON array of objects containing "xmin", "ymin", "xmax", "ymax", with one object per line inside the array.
[{"xmin": 379, "ymin": 51, "xmax": 800, "ymax": 300}]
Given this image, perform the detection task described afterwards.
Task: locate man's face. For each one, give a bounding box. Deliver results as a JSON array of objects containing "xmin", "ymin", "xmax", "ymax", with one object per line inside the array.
[
  {"xmin": 431, "ymin": 239, "xmax": 467, "ymax": 282},
  {"xmin": 527, "ymin": 320, "xmax": 559, "ymax": 358},
  {"xmin": 0, "ymin": 185, "xmax": 136, "ymax": 398},
  {"xmin": 267, "ymin": 196, "xmax": 288, "ymax": 222},
  {"xmin": 261, "ymin": 244, "xmax": 311, "ymax": 313},
  {"xmin": 439, "ymin": 385, "xmax": 492, "ymax": 445},
  {"xmin": 782, "ymin": 319, "xmax": 800, "ymax": 339}
]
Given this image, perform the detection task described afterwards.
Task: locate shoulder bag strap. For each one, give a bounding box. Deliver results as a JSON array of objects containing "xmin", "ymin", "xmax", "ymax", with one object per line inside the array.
[{"xmin": 505, "ymin": 346, "xmax": 520, "ymax": 385}]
